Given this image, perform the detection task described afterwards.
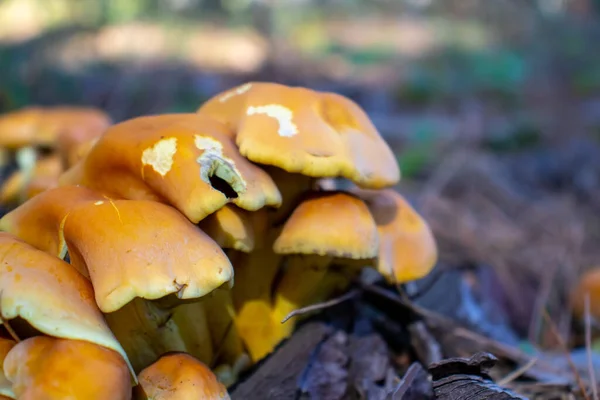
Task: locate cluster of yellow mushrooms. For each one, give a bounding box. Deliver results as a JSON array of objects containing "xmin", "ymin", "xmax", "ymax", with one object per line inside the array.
[{"xmin": 0, "ymin": 82, "xmax": 439, "ymax": 399}]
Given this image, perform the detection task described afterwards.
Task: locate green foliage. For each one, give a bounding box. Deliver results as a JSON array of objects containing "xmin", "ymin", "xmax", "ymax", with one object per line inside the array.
[
  {"xmin": 483, "ymin": 120, "xmax": 542, "ymax": 153},
  {"xmin": 395, "ymin": 47, "xmax": 528, "ymax": 108}
]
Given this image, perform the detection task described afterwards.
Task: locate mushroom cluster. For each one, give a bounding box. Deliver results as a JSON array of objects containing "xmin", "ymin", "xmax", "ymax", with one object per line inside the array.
[
  {"xmin": 0, "ymin": 82, "xmax": 437, "ymax": 398},
  {"xmin": 0, "ymin": 106, "xmax": 110, "ymax": 206}
]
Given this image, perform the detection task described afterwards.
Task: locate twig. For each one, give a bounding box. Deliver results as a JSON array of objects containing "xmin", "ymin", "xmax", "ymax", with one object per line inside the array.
[
  {"xmin": 281, "ymin": 289, "xmax": 359, "ymax": 324},
  {"xmin": 497, "ymin": 357, "xmax": 538, "ymax": 386},
  {"xmin": 542, "ymin": 309, "xmax": 591, "ymax": 400},
  {"xmin": 585, "ymin": 294, "xmax": 599, "ymax": 400}
]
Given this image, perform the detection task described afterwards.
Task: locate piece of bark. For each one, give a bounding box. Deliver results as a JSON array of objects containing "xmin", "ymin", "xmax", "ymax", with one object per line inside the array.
[
  {"xmin": 231, "ymin": 322, "xmax": 333, "ymax": 399},
  {"xmin": 348, "ymin": 333, "xmax": 391, "ymax": 399},
  {"xmin": 299, "ymin": 331, "xmax": 349, "ymax": 400},
  {"xmin": 429, "ymin": 352, "xmax": 527, "ymax": 400}
]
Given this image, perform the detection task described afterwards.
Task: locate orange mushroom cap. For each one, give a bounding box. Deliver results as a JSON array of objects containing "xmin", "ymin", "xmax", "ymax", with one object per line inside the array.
[
  {"xmin": 198, "ymin": 82, "xmax": 400, "ymax": 189},
  {"xmin": 361, "ymin": 189, "xmax": 438, "ymax": 283},
  {"xmin": 134, "ymin": 353, "xmax": 230, "ymax": 400},
  {"xmin": 571, "ymin": 267, "xmax": 600, "ymax": 321},
  {"xmin": 62, "ymin": 197, "xmax": 234, "ymax": 313},
  {"xmin": 273, "ymin": 192, "xmax": 379, "ymax": 259},
  {"xmin": 0, "ymin": 233, "xmax": 132, "ymax": 374},
  {"xmin": 0, "ymin": 338, "xmax": 15, "ymax": 399},
  {"xmin": 59, "ymin": 113, "xmax": 281, "ymax": 223},
  {"xmin": 4, "ymin": 337, "xmax": 131, "ymax": 400}
]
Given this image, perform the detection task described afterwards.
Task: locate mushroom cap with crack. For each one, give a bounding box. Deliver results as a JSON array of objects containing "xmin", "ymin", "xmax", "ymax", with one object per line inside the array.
[
  {"xmin": 198, "ymin": 82, "xmax": 400, "ymax": 189},
  {"xmin": 361, "ymin": 188, "xmax": 438, "ymax": 283},
  {"xmin": 0, "ymin": 233, "xmax": 133, "ymax": 375},
  {"xmin": 4, "ymin": 337, "xmax": 131, "ymax": 400},
  {"xmin": 0, "ymin": 186, "xmax": 104, "ymax": 258},
  {"xmin": 571, "ymin": 267, "xmax": 600, "ymax": 320},
  {"xmin": 62, "ymin": 198, "xmax": 234, "ymax": 313},
  {"xmin": 0, "ymin": 338, "xmax": 15, "ymax": 398},
  {"xmin": 59, "ymin": 113, "xmax": 281, "ymax": 223},
  {"xmin": 134, "ymin": 353, "xmax": 230, "ymax": 400},
  {"xmin": 0, "ymin": 154, "xmax": 63, "ymax": 205},
  {"xmin": 273, "ymin": 192, "xmax": 379, "ymax": 259}
]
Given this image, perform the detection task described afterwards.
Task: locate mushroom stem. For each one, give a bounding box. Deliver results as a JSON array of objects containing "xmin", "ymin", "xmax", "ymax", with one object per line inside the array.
[
  {"xmin": 14, "ymin": 146, "xmax": 37, "ymax": 204},
  {"xmin": 272, "ymin": 255, "xmax": 332, "ymax": 340},
  {"xmin": 204, "ymin": 288, "xmax": 250, "ymax": 387},
  {"xmin": 229, "ymin": 244, "xmax": 283, "ymax": 362},
  {"xmin": 104, "ymin": 298, "xmax": 213, "ymax": 373}
]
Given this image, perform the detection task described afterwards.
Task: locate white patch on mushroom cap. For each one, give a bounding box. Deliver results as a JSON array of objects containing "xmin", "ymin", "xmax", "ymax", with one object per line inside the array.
[
  {"xmin": 219, "ymin": 83, "xmax": 253, "ymax": 103},
  {"xmin": 141, "ymin": 137, "xmax": 177, "ymax": 176},
  {"xmin": 194, "ymin": 135, "xmax": 246, "ymax": 194},
  {"xmin": 246, "ymin": 104, "xmax": 298, "ymax": 137},
  {"xmin": 94, "ymin": 201, "xmax": 104, "ymax": 205}
]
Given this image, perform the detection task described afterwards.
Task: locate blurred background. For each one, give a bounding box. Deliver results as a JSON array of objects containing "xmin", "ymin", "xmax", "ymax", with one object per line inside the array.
[{"xmin": 2, "ymin": 0, "xmax": 600, "ymax": 357}]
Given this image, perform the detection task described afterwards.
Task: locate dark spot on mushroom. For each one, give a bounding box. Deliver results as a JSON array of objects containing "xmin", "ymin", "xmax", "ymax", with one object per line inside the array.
[{"xmin": 209, "ymin": 175, "xmax": 239, "ymax": 199}]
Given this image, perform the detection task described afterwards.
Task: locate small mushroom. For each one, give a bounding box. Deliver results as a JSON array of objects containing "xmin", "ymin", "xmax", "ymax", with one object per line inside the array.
[
  {"xmin": 59, "ymin": 113, "xmax": 281, "ymax": 223},
  {"xmin": 0, "ymin": 106, "xmax": 110, "ymax": 182},
  {"xmin": 134, "ymin": 353, "xmax": 230, "ymax": 400},
  {"xmin": 271, "ymin": 192, "xmax": 378, "ymax": 339},
  {"xmin": 571, "ymin": 267, "xmax": 600, "ymax": 321},
  {"xmin": 4, "ymin": 337, "xmax": 131, "ymax": 400}
]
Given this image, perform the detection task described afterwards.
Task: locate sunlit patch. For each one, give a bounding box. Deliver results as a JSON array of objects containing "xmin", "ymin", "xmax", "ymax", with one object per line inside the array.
[
  {"xmin": 219, "ymin": 83, "xmax": 252, "ymax": 103},
  {"xmin": 246, "ymin": 104, "xmax": 298, "ymax": 137},
  {"xmin": 141, "ymin": 137, "xmax": 177, "ymax": 176}
]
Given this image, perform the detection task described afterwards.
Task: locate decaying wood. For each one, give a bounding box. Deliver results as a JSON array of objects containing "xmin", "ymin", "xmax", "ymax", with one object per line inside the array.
[
  {"xmin": 230, "ymin": 322, "xmax": 333, "ymax": 399},
  {"xmin": 429, "ymin": 352, "xmax": 527, "ymax": 400}
]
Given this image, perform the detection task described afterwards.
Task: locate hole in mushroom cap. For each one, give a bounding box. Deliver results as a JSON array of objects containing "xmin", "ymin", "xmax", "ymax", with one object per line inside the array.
[
  {"xmin": 209, "ymin": 175, "xmax": 238, "ymax": 199},
  {"xmin": 195, "ymin": 134, "xmax": 246, "ymax": 199}
]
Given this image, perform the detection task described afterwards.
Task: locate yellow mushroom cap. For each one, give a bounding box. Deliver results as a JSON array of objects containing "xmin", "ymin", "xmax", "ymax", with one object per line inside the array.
[
  {"xmin": 63, "ymin": 199, "xmax": 234, "ymax": 313},
  {"xmin": 273, "ymin": 192, "xmax": 378, "ymax": 259},
  {"xmin": 59, "ymin": 113, "xmax": 281, "ymax": 223},
  {"xmin": 198, "ymin": 82, "xmax": 400, "ymax": 189},
  {"xmin": 571, "ymin": 267, "xmax": 600, "ymax": 321},
  {"xmin": 198, "ymin": 204, "xmax": 255, "ymax": 253},
  {"xmin": 135, "ymin": 353, "xmax": 230, "ymax": 400},
  {"xmin": 362, "ymin": 189, "xmax": 437, "ymax": 283},
  {"xmin": 0, "ymin": 338, "xmax": 15, "ymax": 399},
  {"xmin": 4, "ymin": 337, "xmax": 131, "ymax": 400},
  {"xmin": 0, "ymin": 186, "xmax": 104, "ymax": 257},
  {"xmin": 0, "ymin": 233, "xmax": 132, "ymax": 374},
  {"xmin": 0, "ymin": 154, "xmax": 63, "ymax": 206}
]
